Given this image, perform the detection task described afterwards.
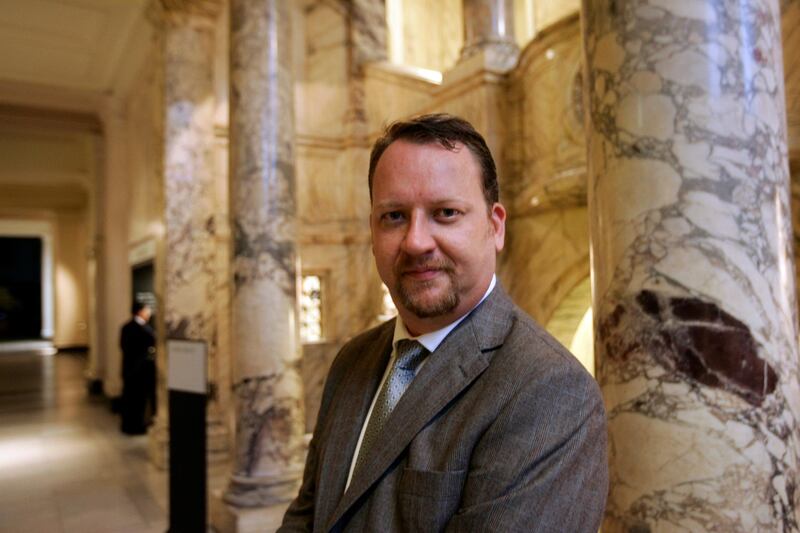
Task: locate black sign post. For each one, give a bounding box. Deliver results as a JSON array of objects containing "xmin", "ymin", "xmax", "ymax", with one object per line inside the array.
[{"xmin": 167, "ymin": 339, "xmax": 207, "ymax": 533}]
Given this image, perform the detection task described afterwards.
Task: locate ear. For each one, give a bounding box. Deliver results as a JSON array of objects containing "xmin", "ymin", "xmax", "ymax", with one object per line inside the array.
[{"xmin": 490, "ymin": 202, "xmax": 506, "ymax": 252}]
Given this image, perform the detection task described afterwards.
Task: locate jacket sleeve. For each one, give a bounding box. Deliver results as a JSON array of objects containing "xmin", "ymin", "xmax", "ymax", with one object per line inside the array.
[
  {"xmin": 445, "ymin": 364, "xmax": 609, "ymax": 533},
  {"xmin": 277, "ymin": 432, "xmax": 320, "ymax": 532}
]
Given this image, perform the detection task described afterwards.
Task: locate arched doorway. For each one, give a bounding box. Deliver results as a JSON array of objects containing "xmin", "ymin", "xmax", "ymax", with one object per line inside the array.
[{"xmin": 544, "ymin": 276, "xmax": 594, "ymax": 375}]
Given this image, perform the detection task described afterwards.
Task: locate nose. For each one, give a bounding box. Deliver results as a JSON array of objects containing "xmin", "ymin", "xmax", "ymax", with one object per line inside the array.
[{"xmin": 401, "ymin": 211, "xmax": 436, "ymax": 256}]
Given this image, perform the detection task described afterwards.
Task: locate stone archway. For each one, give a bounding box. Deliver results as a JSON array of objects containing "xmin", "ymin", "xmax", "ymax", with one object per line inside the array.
[{"xmin": 544, "ymin": 276, "xmax": 593, "ymax": 375}]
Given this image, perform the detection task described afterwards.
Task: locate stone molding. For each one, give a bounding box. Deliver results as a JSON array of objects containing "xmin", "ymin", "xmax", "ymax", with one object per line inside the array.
[{"xmin": 159, "ymin": 0, "xmax": 223, "ymax": 17}]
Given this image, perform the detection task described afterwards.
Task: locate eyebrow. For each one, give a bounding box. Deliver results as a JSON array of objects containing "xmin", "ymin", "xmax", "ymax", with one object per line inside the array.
[{"xmin": 373, "ymin": 198, "xmax": 468, "ymax": 210}]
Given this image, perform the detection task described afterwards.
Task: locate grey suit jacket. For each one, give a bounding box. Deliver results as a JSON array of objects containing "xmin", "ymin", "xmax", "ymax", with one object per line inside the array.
[{"xmin": 280, "ymin": 285, "xmax": 608, "ymax": 532}]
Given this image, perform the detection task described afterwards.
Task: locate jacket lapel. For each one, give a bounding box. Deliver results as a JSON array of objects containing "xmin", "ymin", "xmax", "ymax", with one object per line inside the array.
[
  {"xmin": 315, "ymin": 322, "xmax": 394, "ymax": 529},
  {"xmin": 325, "ymin": 285, "xmax": 515, "ymax": 531}
]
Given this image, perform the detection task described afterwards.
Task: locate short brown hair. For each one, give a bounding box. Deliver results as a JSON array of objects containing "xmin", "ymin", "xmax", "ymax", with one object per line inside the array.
[{"xmin": 368, "ymin": 114, "xmax": 499, "ymax": 206}]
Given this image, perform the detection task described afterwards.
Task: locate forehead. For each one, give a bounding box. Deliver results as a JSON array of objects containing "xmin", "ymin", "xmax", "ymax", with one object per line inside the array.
[{"xmin": 371, "ymin": 140, "xmax": 482, "ymax": 198}]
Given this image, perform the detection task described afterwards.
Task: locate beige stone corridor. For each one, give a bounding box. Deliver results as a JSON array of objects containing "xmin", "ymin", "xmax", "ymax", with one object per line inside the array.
[{"xmin": 0, "ymin": 349, "xmax": 167, "ymax": 533}]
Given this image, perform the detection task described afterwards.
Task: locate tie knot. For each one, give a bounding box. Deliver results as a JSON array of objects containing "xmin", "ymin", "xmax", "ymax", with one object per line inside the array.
[{"xmin": 395, "ymin": 340, "xmax": 428, "ymax": 371}]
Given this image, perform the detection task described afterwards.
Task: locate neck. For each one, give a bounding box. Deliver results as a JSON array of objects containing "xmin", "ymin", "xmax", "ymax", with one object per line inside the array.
[{"xmin": 400, "ymin": 312, "xmax": 459, "ymax": 337}]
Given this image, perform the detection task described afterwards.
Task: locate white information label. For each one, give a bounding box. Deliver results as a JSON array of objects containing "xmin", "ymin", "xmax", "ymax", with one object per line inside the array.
[{"xmin": 167, "ymin": 339, "xmax": 207, "ymax": 394}]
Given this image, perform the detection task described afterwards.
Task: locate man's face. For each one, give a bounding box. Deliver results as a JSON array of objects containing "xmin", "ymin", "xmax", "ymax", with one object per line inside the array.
[
  {"xmin": 370, "ymin": 140, "xmax": 506, "ymax": 335},
  {"xmin": 139, "ymin": 306, "xmax": 152, "ymax": 322}
]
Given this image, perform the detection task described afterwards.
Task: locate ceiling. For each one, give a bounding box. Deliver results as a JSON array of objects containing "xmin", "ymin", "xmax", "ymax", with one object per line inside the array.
[
  {"xmin": 0, "ymin": 0, "xmax": 146, "ymax": 196},
  {"xmin": 0, "ymin": 0, "xmax": 148, "ymax": 94}
]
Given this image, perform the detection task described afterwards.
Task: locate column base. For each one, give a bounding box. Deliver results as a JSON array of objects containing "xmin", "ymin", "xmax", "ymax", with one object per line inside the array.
[
  {"xmin": 211, "ymin": 489, "xmax": 290, "ymax": 533},
  {"xmin": 222, "ymin": 467, "xmax": 303, "ymax": 507},
  {"xmin": 148, "ymin": 417, "xmax": 170, "ymax": 470}
]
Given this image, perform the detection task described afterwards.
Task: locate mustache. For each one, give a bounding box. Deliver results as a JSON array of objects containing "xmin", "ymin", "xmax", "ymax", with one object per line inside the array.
[{"xmin": 395, "ymin": 255, "xmax": 455, "ymax": 273}]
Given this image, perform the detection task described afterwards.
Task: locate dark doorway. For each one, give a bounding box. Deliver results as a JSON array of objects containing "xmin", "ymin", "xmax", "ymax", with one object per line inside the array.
[
  {"xmin": 132, "ymin": 261, "xmax": 156, "ymax": 327},
  {"xmin": 0, "ymin": 237, "xmax": 43, "ymax": 340}
]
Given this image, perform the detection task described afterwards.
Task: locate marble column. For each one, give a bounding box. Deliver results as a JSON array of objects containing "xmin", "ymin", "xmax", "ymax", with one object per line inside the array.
[
  {"xmin": 349, "ymin": 0, "xmax": 388, "ymax": 68},
  {"xmin": 224, "ymin": 0, "xmax": 306, "ymax": 509},
  {"xmin": 157, "ymin": 0, "xmax": 229, "ymax": 466},
  {"xmin": 344, "ymin": 0, "xmax": 388, "ymax": 131},
  {"xmin": 458, "ymin": 0, "xmax": 519, "ymax": 71},
  {"xmin": 582, "ymin": 0, "xmax": 800, "ymax": 531}
]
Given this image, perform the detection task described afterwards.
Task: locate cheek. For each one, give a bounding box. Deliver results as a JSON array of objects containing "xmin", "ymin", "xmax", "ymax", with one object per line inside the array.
[{"xmin": 372, "ymin": 238, "xmax": 398, "ymax": 269}]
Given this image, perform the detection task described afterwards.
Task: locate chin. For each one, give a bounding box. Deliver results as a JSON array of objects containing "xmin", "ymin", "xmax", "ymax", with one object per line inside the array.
[{"xmin": 403, "ymin": 293, "xmax": 460, "ymax": 319}]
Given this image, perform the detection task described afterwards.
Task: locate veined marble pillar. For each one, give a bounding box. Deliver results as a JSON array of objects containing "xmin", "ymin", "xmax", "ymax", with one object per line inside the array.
[
  {"xmin": 344, "ymin": 0, "xmax": 388, "ymax": 131},
  {"xmin": 459, "ymin": 0, "xmax": 519, "ymax": 71},
  {"xmin": 157, "ymin": 0, "xmax": 229, "ymax": 466},
  {"xmin": 349, "ymin": 0, "xmax": 388, "ymax": 68},
  {"xmin": 224, "ymin": 0, "xmax": 305, "ymax": 509},
  {"xmin": 582, "ymin": 0, "xmax": 800, "ymax": 531}
]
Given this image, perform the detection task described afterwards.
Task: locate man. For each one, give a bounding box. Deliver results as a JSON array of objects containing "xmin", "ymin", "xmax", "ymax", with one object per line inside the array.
[
  {"xmin": 119, "ymin": 301, "xmax": 156, "ymax": 435},
  {"xmin": 281, "ymin": 114, "xmax": 608, "ymax": 531}
]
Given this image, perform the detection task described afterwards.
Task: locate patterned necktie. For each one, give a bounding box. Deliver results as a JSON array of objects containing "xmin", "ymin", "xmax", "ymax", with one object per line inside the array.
[{"xmin": 352, "ymin": 339, "xmax": 429, "ymax": 477}]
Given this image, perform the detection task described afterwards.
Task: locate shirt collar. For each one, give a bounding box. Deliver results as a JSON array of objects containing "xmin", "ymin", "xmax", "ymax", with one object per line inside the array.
[
  {"xmin": 134, "ymin": 315, "xmax": 146, "ymax": 326},
  {"xmin": 392, "ymin": 274, "xmax": 496, "ymax": 353}
]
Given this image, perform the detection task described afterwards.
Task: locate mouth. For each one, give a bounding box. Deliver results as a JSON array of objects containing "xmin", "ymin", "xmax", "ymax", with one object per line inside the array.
[{"xmin": 401, "ymin": 267, "xmax": 443, "ymax": 281}]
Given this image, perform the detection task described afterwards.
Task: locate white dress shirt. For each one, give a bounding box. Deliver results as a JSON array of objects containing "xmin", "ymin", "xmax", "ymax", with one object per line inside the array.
[{"xmin": 345, "ymin": 275, "xmax": 497, "ymax": 489}]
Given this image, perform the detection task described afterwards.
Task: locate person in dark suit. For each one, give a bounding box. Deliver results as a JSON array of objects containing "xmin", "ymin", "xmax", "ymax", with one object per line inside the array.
[
  {"xmin": 280, "ymin": 114, "xmax": 608, "ymax": 532},
  {"xmin": 119, "ymin": 301, "xmax": 156, "ymax": 435}
]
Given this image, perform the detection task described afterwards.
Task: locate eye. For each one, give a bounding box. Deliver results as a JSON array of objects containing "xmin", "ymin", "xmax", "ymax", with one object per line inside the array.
[
  {"xmin": 435, "ymin": 208, "xmax": 461, "ymax": 220},
  {"xmin": 380, "ymin": 211, "xmax": 405, "ymax": 224}
]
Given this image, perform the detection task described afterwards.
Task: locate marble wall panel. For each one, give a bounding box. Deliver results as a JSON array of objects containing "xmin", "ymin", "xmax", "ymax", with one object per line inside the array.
[
  {"xmin": 430, "ymin": 79, "xmax": 511, "ymax": 179},
  {"xmin": 362, "ymin": 63, "xmax": 438, "ymax": 133},
  {"xmin": 296, "ymin": 142, "xmax": 372, "ymax": 224},
  {"xmin": 506, "ymin": 14, "xmax": 585, "ymax": 212},
  {"xmin": 534, "ymin": 0, "xmax": 579, "ymax": 34},
  {"xmin": 396, "ymin": 0, "xmax": 462, "ymax": 72},
  {"xmin": 296, "ymin": 2, "xmax": 350, "ymax": 138}
]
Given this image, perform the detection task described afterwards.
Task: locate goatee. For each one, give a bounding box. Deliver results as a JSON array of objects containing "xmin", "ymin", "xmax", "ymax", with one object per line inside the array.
[{"xmin": 394, "ymin": 257, "xmax": 460, "ymax": 318}]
